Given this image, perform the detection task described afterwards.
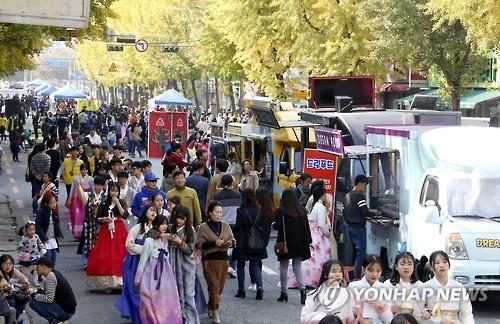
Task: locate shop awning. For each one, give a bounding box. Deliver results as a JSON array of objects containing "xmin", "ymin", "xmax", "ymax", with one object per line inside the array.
[
  {"xmin": 460, "ymin": 90, "xmax": 500, "ymax": 109},
  {"xmin": 378, "ymin": 83, "xmax": 410, "ymax": 93}
]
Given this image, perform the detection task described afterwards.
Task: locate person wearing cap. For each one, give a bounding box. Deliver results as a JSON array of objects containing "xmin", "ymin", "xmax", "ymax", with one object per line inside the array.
[
  {"xmin": 27, "ymin": 257, "xmax": 76, "ymax": 324},
  {"xmin": 343, "ymin": 174, "xmax": 377, "ymax": 277},
  {"xmin": 56, "ymin": 146, "xmax": 84, "ymax": 197},
  {"xmin": 130, "ymin": 172, "xmax": 168, "ymax": 218}
]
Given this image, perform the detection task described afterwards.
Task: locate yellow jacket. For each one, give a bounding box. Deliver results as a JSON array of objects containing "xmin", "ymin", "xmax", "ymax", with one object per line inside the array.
[{"xmin": 62, "ymin": 158, "xmax": 84, "ymax": 185}]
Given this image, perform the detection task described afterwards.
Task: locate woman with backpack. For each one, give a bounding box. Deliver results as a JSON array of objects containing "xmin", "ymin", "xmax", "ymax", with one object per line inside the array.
[{"xmin": 232, "ymin": 189, "xmax": 272, "ymax": 300}]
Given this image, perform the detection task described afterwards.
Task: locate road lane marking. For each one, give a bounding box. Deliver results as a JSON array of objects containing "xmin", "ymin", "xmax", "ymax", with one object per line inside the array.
[
  {"xmin": 5, "ymin": 168, "xmax": 12, "ymax": 174},
  {"xmin": 9, "ymin": 178, "xmax": 15, "ymax": 183},
  {"xmin": 12, "ymin": 186, "xmax": 19, "ymax": 194},
  {"xmin": 262, "ymin": 265, "xmax": 278, "ymax": 275},
  {"xmin": 16, "ymin": 200, "xmax": 24, "ymax": 208}
]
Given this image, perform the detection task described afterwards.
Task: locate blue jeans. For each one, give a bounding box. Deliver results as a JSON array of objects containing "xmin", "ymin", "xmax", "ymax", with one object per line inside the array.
[
  {"xmin": 237, "ymin": 260, "xmax": 262, "ymax": 290},
  {"xmin": 46, "ymin": 249, "xmax": 57, "ymax": 269},
  {"xmin": 129, "ymin": 140, "xmax": 142, "ymax": 156},
  {"xmin": 347, "ymin": 226, "xmax": 367, "ymax": 278},
  {"xmin": 29, "ymin": 300, "xmax": 73, "ymax": 322}
]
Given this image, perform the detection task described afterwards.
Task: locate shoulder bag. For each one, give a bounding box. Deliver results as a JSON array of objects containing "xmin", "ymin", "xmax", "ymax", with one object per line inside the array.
[{"xmin": 274, "ymin": 214, "xmax": 288, "ymax": 256}]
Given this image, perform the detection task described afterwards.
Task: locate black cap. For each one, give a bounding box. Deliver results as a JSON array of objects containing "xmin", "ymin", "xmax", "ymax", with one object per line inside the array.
[{"xmin": 354, "ymin": 174, "xmax": 370, "ymax": 185}]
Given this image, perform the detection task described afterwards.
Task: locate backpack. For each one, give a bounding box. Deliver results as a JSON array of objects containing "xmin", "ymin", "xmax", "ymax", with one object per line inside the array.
[{"xmin": 244, "ymin": 209, "xmax": 266, "ymax": 252}]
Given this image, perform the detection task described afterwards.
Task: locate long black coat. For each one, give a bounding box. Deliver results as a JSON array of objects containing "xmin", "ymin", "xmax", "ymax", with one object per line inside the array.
[
  {"xmin": 232, "ymin": 205, "xmax": 271, "ymax": 261},
  {"xmin": 273, "ymin": 208, "xmax": 312, "ymax": 261}
]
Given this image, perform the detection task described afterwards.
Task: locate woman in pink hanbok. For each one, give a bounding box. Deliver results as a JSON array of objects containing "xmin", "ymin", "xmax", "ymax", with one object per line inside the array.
[
  {"xmin": 134, "ymin": 215, "xmax": 182, "ymax": 324},
  {"xmin": 288, "ymin": 186, "xmax": 331, "ymax": 288},
  {"xmin": 67, "ymin": 164, "xmax": 93, "ymax": 240}
]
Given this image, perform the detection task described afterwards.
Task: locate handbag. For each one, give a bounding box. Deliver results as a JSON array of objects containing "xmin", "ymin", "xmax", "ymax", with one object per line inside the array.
[{"xmin": 274, "ymin": 214, "xmax": 288, "ymax": 256}]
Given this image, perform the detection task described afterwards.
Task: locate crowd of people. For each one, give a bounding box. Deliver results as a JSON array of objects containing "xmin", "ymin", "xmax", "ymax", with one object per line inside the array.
[{"xmin": 0, "ymin": 95, "xmax": 476, "ymax": 324}]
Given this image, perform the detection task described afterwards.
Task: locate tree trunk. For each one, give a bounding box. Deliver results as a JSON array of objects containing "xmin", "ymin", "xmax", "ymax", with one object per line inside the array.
[
  {"xmin": 215, "ymin": 77, "xmax": 220, "ymax": 114},
  {"xmin": 205, "ymin": 75, "xmax": 210, "ymax": 115},
  {"xmin": 450, "ymin": 86, "xmax": 461, "ymax": 112},
  {"xmin": 228, "ymin": 82, "xmax": 236, "ymax": 112},
  {"xmin": 108, "ymin": 87, "xmax": 114, "ymax": 104},
  {"xmin": 191, "ymin": 79, "xmax": 200, "ymax": 113}
]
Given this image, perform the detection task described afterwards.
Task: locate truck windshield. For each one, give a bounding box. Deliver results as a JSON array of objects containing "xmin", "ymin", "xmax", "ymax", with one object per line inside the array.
[{"xmin": 447, "ymin": 178, "xmax": 500, "ymax": 219}]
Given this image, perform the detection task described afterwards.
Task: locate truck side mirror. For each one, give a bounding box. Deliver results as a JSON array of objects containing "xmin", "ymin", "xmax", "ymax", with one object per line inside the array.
[
  {"xmin": 424, "ymin": 200, "xmax": 442, "ymax": 225},
  {"xmin": 279, "ymin": 161, "xmax": 289, "ymax": 176}
]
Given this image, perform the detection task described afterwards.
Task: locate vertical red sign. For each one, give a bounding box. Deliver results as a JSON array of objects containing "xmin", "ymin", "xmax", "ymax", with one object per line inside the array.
[
  {"xmin": 148, "ymin": 111, "xmax": 188, "ymax": 158},
  {"xmin": 303, "ymin": 148, "xmax": 338, "ymax": 219}
]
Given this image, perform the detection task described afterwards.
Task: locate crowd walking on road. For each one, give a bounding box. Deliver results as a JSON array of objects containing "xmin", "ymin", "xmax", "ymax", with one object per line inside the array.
[{"xmin": 0, "ymin": 96, "xmax": 476, "ymax": 324}]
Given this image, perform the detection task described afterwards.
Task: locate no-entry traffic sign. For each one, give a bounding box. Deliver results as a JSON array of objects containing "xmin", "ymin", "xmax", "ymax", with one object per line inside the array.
[{"xmin": 135, "ymin": 39, "xmax": 148, "ymax": 52}]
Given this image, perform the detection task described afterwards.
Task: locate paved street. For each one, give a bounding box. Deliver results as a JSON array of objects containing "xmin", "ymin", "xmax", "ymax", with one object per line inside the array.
[{"xmin": 0, "ymin": 142, "xmax": 499, "ymax": 324}]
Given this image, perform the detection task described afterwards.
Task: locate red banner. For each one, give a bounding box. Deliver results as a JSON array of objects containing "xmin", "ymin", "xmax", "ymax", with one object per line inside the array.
[
  {"xmin": 303, "ymin": 148, "xmax": 338, "ymax": 218},
  {"xmin": 148, "ymin": 112, "xmax": 188, "ymax": 158}
]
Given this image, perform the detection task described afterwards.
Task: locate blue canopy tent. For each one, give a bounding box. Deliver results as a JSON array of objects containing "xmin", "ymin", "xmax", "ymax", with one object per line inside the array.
[
  {"xmin": 39, "ymin": 86, "xmax": 58, "ymax": 96},
  {"xmin": 153, "ymin": 89, "xmax": 193, "ymax": 105},
  {"xmin": 50, "ymin": 85, "xmax": 86, "ymax": 100}
]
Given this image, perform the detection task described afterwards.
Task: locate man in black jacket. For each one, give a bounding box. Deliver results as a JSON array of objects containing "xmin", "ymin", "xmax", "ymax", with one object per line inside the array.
[
  {"xmin": 343, "ymin": 175, "xmax": 377, "ymax": 277},
  {"xmin": 28, "ymin": 257, "xmax": 77, "ymax": 324}
]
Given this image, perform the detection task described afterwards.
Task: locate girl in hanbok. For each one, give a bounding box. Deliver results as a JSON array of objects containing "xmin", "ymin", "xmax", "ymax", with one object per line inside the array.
[
  {"xmin": 421, "ymin": 251, "xmax": 474, "ymax": 324},
  {"xmin": 135, "ymin": 215, "xmax": 183, "ymax": 324},
  {"xmin": 384, "ymin": 252, "xmax": 423, "ymax": 318},
  {"xmin": 290, "ymin": 187, "xmax": 332, "ymax": 288},
  {"xmin": 86, "ymin": 183, "xmax": 129, "ymax": 292},
  {"xmin": 301, "ymin": 259, "xmax": 355, "ymax": 324},
  {"xmin": 116, "ymin": 205, "xmax": 158, "ymax": 324},
  {"xmin": 76, "ymin": 176, "xmax": 107, "ymax": 269},
  {"xmin": 152, "ymin": 193, "xmax": 172, "ymax": 220},
  {"xmin": 68, "ymin": 164, "xmax": 93, "ymax": 240},
  {"xmin": 348, "ymin": 254, "xmax": 393, "ymax": 324},
  {"xmin": 167, "ymin": 205, "xmax": 199, "ymax": 324}
]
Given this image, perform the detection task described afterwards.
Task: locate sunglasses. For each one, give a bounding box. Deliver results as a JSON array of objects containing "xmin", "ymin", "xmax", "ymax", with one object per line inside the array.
[{"xmin": 146, "ymin": 179, "xmax": 158, "ymax": 182}]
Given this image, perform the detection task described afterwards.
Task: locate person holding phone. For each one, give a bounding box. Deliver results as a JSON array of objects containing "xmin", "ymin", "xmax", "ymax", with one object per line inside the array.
[{"xmin": 195, "ymin": 201, "xmax": 235, "ymax": 324}]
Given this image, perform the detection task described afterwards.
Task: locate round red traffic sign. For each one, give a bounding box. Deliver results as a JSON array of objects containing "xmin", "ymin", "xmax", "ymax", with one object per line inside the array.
[{"xmin": 135, "ymin": 39, "xmax": 148, "ymax": 52}]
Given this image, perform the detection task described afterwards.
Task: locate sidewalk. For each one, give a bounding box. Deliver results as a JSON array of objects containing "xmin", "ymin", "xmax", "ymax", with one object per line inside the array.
[{"xmin": 0, "ymin": 193, "xmax": 17, "ymax": 254}]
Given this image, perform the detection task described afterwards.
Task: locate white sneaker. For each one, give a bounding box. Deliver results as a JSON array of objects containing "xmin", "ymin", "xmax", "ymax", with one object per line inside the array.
[
  {"xmin": 248, "ymin": 283, "xmax": 257, "ymax": 292},
  {"xmin": 227, "ymin": 267, "xmax": 237, "ymax": 278}
]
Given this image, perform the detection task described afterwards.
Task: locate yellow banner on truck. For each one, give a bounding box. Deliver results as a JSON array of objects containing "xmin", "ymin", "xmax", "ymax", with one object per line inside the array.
[{"xmin": 77, "ymin": 99, "xmax": 99, "ymax": 112}]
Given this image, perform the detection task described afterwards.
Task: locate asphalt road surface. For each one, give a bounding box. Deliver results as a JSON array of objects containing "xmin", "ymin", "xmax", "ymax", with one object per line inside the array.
[{"xmin": 0, "ymin": 142, "xmax": 499, "ymax": 324}]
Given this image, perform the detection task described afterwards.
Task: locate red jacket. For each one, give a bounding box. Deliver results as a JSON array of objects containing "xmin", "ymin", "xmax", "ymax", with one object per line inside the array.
[{"xmin": 163, "ymin": 152, "xmax": 190, "ymax": 173}]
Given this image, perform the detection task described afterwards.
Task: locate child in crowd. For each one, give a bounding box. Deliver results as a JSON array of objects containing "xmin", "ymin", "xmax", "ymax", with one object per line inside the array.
[
  {"xmin": 168, "ymin": 205, "xmax": 199, "ymax": 324},
  {"xmin": 17, "ymin": 221, "xmax": 46, "ymax": 286},
  {"xmin": 384, "ymin": 252, "xmax": 423, "ymax": 318},
  {"xmin": 135, "ymin": 215, "xmax": 183, "ymax": 324},
  {"xmin": 348, "ymin": 254, "xmax": 393, "ymax": 324},
  {"xmin": 301, "ymin": 259, "xmax": 354, "ymax": 324}
]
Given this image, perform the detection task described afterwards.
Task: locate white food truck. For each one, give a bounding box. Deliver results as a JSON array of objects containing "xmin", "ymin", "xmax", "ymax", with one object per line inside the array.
[{"xmin": 364, "ymin": 125, "xmax": 500, "ymax": 290}]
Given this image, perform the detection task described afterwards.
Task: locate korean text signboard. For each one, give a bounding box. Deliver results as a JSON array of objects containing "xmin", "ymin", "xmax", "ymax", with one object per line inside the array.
[
  {"xmin": 314, "ymin": 126, "xmax": 345, "ymax": 156},
  {"xmin": 303, "ymin": 148, "xmax": 338, "ymax": 220},
  {"xmin": 148, "ymin": 112, "xmax": 188, "ymax": 158}
]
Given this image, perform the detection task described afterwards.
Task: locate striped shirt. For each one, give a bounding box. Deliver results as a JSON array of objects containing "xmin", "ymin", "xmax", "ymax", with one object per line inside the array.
[{"xmin": 30, "ymin": 152, "xmax": 51, "ymax": 177}]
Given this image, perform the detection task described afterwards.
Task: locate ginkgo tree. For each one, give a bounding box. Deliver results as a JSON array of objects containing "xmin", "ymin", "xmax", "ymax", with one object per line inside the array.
[{"xmin": 426, "ymin": 0, "xmax": 500, "ymax": 51}]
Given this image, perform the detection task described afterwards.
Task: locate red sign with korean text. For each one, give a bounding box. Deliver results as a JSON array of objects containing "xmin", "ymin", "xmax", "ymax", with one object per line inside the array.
[
  {"xmin": 303, "ymin": 148, "xmax": 338, "ymax": 220},
  {"xmin": 148, "ymin": 112, "xmax": 188, "ymax": 158}
]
